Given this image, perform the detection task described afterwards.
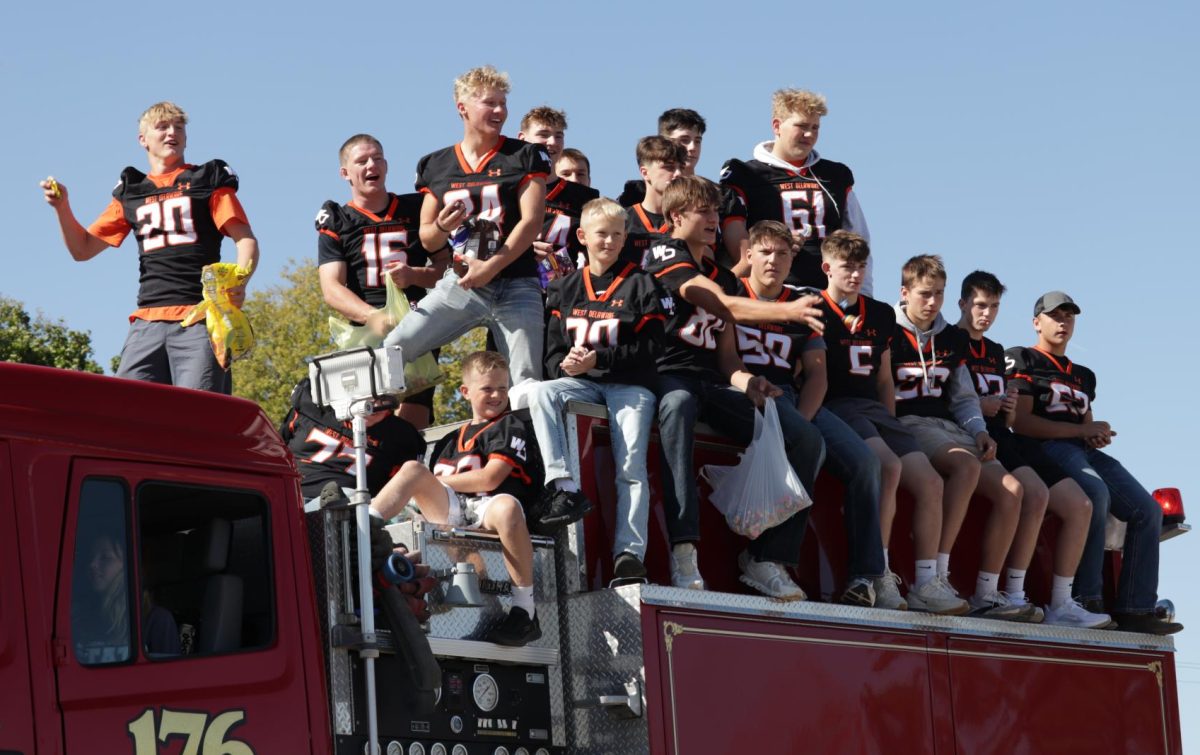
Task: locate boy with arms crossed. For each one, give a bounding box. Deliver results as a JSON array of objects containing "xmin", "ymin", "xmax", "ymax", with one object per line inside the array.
[
  {"xmin": 733, "ymin": 221, "xmax": 887, "ymax": 607},
  {"xmin": 891, "ymin": 255, "xmax": 1029, "ymax": 621},
  {"xmin": 817, "ymin": 233, "xmax": 963, "ymax": 614},
  {"xmin": 316, "ymin": 134, "xmax": 448, "ymax": 428},
  {"xmin": 41, "ymin": 101, "xmax": 259, "ymax": 394},
  {"xmin": 528, "ymin": 199, "xmax": 667, "ymax": 581},
  {"xmin": 956, "ymin": 272, "xmax": 1109, "ymax": 627},
  {"xmin": 369, "ymin": 351, "xmax": 549, "ymax": 645},
  {"xmin": 383, "ymin": 66, "xmax": 550, "ymax": 386},
  {"xmin": 721, "ymin": 89, "xmax": 872, "ymax": 293},
  {"xmin": 646, "ymin": 176, "xmax": 824, "ymax": 596},
  {"xmin": 1007, "ymin": 293, "xmax": 1181, "ymax": 634}
]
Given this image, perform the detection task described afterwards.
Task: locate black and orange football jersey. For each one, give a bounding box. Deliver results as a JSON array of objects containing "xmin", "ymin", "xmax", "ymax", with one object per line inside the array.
[
  {"xmin": 544, "ymin": 261, "xmax": 667, "ymax": 387},
  {"xmin": 1005, "ymin": 346, "xmax": 1097, "ymax": 425},
  {"xmin": 732, "ymin": 278, "xmax": 820, "ymax": 389},
  {"xmin": 88, "ymin": 159, "xmax": 245, "ymax": 309},
  {"xmin": 415, "ymin": 136, "xmax": 552, "ymax": 279},
  {"xmin": 542, "ymin": 178, "xmax": 600, "ymax": 261},
  {"xmin": 818, "ymin": 291, "xmax": 895, "ymax": 401},
  {"xmin": 643, "ymin": 238, "xmax": 736, "ymax": 381},
  {"xmin": 890, "ymin": 324, "xmax": 971, "ymax": 420},
  {"xmin": 315, "ymin": 193, "xmax": 432, "ymax": 315},
  {"xmin": 621, "ymin": 203, "xmax": 669, "ymax": 267},
  {"xmin": 965, "ymin": 335, "xmax": 1009, "ymax": 431},
  {"xmin": 280, "ymin": 378, "xmax": 426, "ymax": 499},
  {"xmin": 720, "ymin": 157, "xmax": 854, "ymax": 289},
  {"xmin": 433, "ymin": 411, "xmax": 543, "ymax": 504}
]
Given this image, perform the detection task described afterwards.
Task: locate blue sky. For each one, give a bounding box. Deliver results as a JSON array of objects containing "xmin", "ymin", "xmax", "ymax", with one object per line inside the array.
[{"xmin": 6, "ymin": 0, "xmax": 1199, "ymax": 741}]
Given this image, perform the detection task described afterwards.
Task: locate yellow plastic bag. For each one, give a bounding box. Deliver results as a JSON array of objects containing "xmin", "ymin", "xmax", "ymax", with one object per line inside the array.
[
  {"xmin": 180, "ymin": 261, "xmax": 254, "ymax": 369},
  {"xmin": 328, "ymin": 274, "xmax": 444, "ymax": 399}
]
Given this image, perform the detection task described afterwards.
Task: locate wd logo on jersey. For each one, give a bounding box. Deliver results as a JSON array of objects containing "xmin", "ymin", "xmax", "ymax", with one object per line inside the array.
[
  {"xmin": 661, "ymin": 295, "xmax": 676, "ymax": 315},
  {"xmin": 314, "ymin": 208, "xmax": 331, "ymax": 225},
  {"xmin": 510, "ymin": 436, "xmax": 528, "ymax": 461}
]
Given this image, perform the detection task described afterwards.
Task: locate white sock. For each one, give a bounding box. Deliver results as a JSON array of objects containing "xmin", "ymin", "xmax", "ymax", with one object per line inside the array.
[
  {"xmin": 936, "ymin": 553, "xmax": 951, "ymax": 578},
  {"xmin": 553, "ymin": 478, "xmax": 580, "ymax": 493},
  {"xmin": 511, "ymin": 584, "xmax": 535, "ymax": 619},
  {"xmin": 883, "ymin": 548, "xmax": 890, "ymax": 572},
  {"xmin": 974, "ymin": 572, "xmax": 999, "ymax": 600},
  {"xmin": 1005, "ymin": 568, "xmax": 1027, "ymax": 601},
  {"xmin": 915, "ymin": 560, "xmax": 937, "ymax": 588},
  {"xmin": 1050, "ymin": 575, "xmax": 1074, "ymax": 609}
]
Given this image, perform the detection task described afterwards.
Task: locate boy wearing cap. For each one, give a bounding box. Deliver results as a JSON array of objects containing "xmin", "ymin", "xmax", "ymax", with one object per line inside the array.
[
  {"xmin": 957, "ymin": 272, "xmax": 1110, "ymax": 628},
  {"xmin": 1007, "ymin": 292, "xmax": 1181, "ymax": 634}
]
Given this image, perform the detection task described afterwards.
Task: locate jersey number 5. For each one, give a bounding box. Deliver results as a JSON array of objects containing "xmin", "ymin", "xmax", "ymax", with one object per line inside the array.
[{"xmin": 135, "ymin": 196, "xmax": 197, "ymax": 252}]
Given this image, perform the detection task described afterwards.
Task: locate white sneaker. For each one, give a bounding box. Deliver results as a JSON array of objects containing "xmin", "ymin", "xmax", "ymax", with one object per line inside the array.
[
  {"xmin": 1007, "ymin": 594, "xmax": 1044, "ymax": 623},
  {"xmin": 738, "ymin": 551, "xmax": 806, "ymax": 601},
  {"xmin": 1044, "ymin": 599, "xmax": 1112, "ymax": 629},
  {"xmin": 968, "ymin": 590, "xmax": 1037, "ymax": 622},
  {"xmin": 873, "ymin": 571, "xmax": 909, "ymax": 610},
  {"xmin": 907, "ymin": 575, "xmax": 970, "ymax": 615},
  {"xmin": 670, "ymin": 543, "xmax": 705, "ymax": 590}
]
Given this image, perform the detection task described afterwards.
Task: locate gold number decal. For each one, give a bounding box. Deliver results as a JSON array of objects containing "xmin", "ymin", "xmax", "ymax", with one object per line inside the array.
[{"xmin": 127, "ymin": 708, "xmax": 256, "ymax": 755}]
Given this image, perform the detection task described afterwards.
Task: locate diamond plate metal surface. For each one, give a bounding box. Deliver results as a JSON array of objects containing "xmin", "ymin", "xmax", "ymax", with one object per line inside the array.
[
  {"xmin": 388, "ymin": 520, "xmax": 567, "ymax": 747},
  {"xmin": 307, "ymin": 507, "xmax": 358, "ymax": 735},
  {"xmin": 565, "ymin": 588, "xmax": 651, "ymax": 755}
]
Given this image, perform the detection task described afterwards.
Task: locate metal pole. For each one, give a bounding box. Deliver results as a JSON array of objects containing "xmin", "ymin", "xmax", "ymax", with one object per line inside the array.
[{"xmin": 351, "ymin": 402, "xmax": 380, "ymax": 755}]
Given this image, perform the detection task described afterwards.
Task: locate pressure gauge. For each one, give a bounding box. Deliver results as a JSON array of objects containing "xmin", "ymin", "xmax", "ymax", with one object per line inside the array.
[
  {"xmin": 408, "ymin": 744, "xmax": 426, "ymax": 755},
  {"xmin": 452, "ymin": 746, "xmax": 468, "ymax": 755},
  {"xmin": 472, "ymin": 673, "xmax": 500, "ymax": 712},
  {"xmin": 430, "ymin": 746, "xmax": 447, "ymax": 755}
]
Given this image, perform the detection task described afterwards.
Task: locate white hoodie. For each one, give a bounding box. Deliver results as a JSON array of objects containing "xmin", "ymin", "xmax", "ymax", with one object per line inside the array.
[
  {"xmin": 752, "ymin": 141, "xmax": 873, "ymax": 296},
  {"xmin": 892, "ymin": 302, "xmax": 988, "ymax": 437}
]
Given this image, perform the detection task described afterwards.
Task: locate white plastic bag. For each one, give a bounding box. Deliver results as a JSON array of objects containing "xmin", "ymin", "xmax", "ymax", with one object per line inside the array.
[{"xmin": 700, "ymin": 398, "xmax": 812, "ymax": 539}]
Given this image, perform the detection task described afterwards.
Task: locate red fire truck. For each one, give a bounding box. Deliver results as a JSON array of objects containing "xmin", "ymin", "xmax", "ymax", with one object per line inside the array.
[{"xmin": 0, "ymin": 362, "xmax": 1188, "ymax": 754}]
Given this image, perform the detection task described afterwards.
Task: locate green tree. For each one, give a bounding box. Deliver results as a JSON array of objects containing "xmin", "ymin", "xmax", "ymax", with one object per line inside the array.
[
  {"xmin": 233, "ymin": 261, "xmax": 334, "ymax": 422},
  {"xmin": 0, "ymin": 295, "xmax": 104, "ymax": 373}
]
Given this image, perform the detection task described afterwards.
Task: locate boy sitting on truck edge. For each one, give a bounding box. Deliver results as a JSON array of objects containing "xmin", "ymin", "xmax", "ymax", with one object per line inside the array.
[
  {"xmin": 956, "ymin": 271, "xmax": 1110, "ymax": 628},
  {"xmin": 734, "ymin": 220, "xmax": 888, "ymax": 608},
  {"xmin": 645, "ymin": 176, "xmax": 825, "ymax": 598},
  {"xmin": 528, "ymin": 198, "xmax": 667, "ymax": 583},
  {"xmin": 816, "ymin": 233, "xmax": 965, "ymax": 614},
  {"xmin": 891, "ymin": 255, "xmax": 1029, "ymax": 621},
  {"xmin": 1006, "ymin": 292, "xmax": 1182, "ymax": 635},
  {"xmin": 368, "ymin": 351, "xmax": 549, "ymax": 646}
]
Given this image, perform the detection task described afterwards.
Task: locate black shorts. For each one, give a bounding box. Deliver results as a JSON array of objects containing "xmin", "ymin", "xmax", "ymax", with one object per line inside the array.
[
  {"xmin": 825, "ymin": 397, "xmax": 922, "ymax": 459},
  {"xmin": 990, "ymin": 427, "xmax": 1068, "ymax": 487}
]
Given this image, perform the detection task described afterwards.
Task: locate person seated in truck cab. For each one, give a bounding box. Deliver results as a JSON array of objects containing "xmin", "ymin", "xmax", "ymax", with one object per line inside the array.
[{"xmin": 368, "ymin": 351, "xmax": 555, "ymax": 647}]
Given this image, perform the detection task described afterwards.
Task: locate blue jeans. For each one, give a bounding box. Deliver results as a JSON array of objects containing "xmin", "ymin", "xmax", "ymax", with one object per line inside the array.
[
  {"xmin": 528, "ymin": 377, "xmax": 656, "ymax": 559},
  {"xmin": 1042, "ymin": 440, "xmax": 1161, "ymax": 614},
  {"xmin": 811, "ymin": 406, "xmax": 886, "ymax": 580},
  {"xmin": 655, "ymin": 373, "xmax": 825, "ymax": 565},
  {"xmin": 383, "ymin": 270, "xmax": 544, "ymax": 385}
]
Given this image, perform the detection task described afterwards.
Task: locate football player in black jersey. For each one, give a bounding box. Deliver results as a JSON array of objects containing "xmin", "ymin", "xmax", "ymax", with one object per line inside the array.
[
  {"xmin": 41, "ymin": 101, "xmax": 259, "ymax": 394},
  {"xmin": 956, "ymin": 272, "xmax": 1109, "ymax": 628},
  {"xmin": 720, "ymin": 89, "xmax": 872, "ymax": 294},
  {"xmin": 735, "ymin": 221, "xmax": 887, "ymax": 608},
  {"xmin": 618, "ymin": 136, "xmax": 684, "ymax": 267},
  {"xmin": 316, "ymin": 134, "xmax": 449, "ymax": 429},
  {"xmin": 367, "ymin": 352, "xmax": 552, "ymax": 645},
  {"xmin": 555, "ymin": 148, "xmax": 591, "ymax": 187},
  {"xmin": 817, "ymin": 233, "xmax": 964, "ymax": 614},
  {"xmin": 382, "ymin": 66, "xmax": 550, "ymax": 387},
  {"xmin": 891, "ymin": 255, "xmax": 1029, "ymax": 621},
  {"xmin": 528, "ymin": 198, "xmax": 666, "ymax": 583},
  {"xmin": 1007, "ymin": 292, "xmax": 1179, "ymax": 634},
  {"xmin": 647, "ymin": 177, "xmax": 824, "ymax": 598},
  {"xmin": 516, "ymin": 107, "xmax": 599, "ymax": 284}
]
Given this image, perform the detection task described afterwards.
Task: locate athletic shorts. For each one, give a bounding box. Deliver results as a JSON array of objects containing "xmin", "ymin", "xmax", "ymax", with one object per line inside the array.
[
  {"xmin": 825, "ymin": 397, "xmax": 922, "ymax": 458},
  {"xmin": 899, "ymin": 415, "xmax": 1002, "ymax": 467},
  {"xmin": 991, "ymin": 428, "xmax": 1068, "ymax": 487},
  {"xmin": 440, "ymin": 481, "xmax": 521, "ymax": 529}
]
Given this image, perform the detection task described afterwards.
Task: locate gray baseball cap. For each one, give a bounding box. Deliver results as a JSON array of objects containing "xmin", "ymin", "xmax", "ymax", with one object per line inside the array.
[{"xmin": 1033, "ymin": 291, "xmax": 1081, "ymax": 317}]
